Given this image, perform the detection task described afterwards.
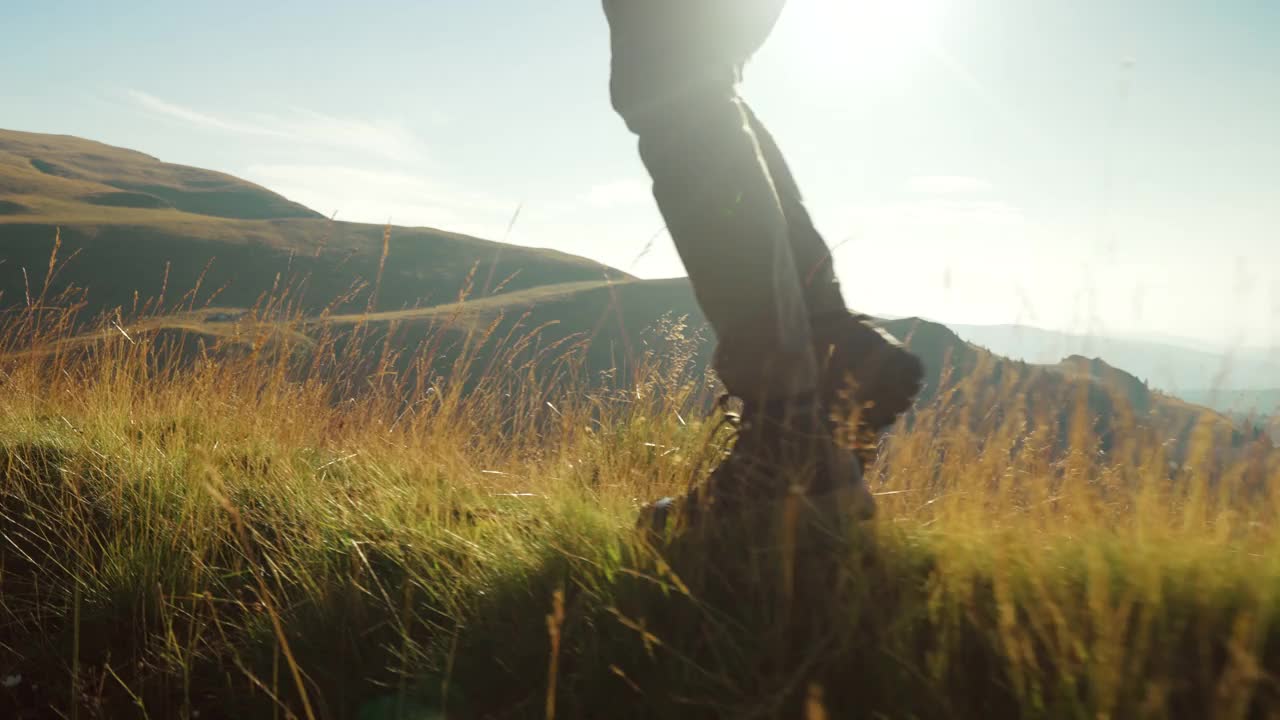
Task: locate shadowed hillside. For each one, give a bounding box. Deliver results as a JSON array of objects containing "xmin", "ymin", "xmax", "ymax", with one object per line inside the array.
[
  {"xmin": 879, "ymin": 320, "xmax": 1255, "ymax": 462},
  {"xmin": 1, "ymin": 130, "xmax": 1260, "ymax": 468},
  {"xmin": 21, "ymin": 277, "xmax": 1257, "ymax": 468},
  {"xmin": 0, "ymin": 129, "xmax": 626, "ymax": 319}
]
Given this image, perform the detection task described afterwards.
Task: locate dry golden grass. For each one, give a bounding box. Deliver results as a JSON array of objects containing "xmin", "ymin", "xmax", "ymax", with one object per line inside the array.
[{"xmin": 0, "ymin": 262, "xmax": 1278, "ymax": 719}]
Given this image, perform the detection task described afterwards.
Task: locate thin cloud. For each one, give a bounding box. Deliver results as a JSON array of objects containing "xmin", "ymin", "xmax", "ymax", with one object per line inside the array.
[
  {"xmin": 127, "ymin": 90, "xmax": 274, "ymax": 136},
  {"xmin": 243, "ymin": 163, "xmax": 511, "ymax": 233},
  {"xmin": 274, "ymin": 107, "xmax": 427, "ymax": 163},
  {"xmin": 907, "ymin": 175, "xmax": 994, "ymax": 195},
  {"xmin": 126, "ymin": 90, "xmax": 427, "ymax": 162}
]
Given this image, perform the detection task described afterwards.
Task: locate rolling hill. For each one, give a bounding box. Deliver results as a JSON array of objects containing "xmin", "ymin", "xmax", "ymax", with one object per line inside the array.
[
  {"xmin": 1, "ymin": 129, "xmax": 1265, "ymax": 463},
  {"xmin": 0, "ymin": 128, "xmax": 626, "ymax": 320}
]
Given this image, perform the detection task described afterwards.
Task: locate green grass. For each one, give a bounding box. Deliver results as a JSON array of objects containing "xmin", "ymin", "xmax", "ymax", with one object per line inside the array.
[{"xmin": 1, "ymin": 278, "xmax": 1279, "ymax": 720}]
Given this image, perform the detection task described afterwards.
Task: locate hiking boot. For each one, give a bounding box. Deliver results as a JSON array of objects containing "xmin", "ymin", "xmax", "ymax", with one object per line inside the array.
[
  {"xmin": 638, "ymin": 394, "xmax": 875, "ymax": 536},
  {"xmin": 811, "ymin": 310, "xmax": 924, "ymax": 441}
]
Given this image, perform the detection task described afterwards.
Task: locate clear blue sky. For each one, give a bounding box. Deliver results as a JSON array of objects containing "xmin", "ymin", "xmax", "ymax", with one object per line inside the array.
[{"xmin": 4, "ymin": 0, "xmax": 1278, "ymax": 349}]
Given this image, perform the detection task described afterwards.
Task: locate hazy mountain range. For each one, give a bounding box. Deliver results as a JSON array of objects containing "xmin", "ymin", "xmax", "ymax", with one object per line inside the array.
[{"xmin": 947, "ymin": 323, "xmax": 1278, "ymax": 411}]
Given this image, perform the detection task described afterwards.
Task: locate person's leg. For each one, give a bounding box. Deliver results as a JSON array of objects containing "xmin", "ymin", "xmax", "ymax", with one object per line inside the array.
[
  {"xmin": 605, "ymin": 0, "xmax": 816, "ymax": 402},
  {"xmin": 606, "ymin": 0, "xmax": 877, "ymax": 529},
  {"xmin": 740, "ymin": 105, "xmax": 925, "ymax": 440}
]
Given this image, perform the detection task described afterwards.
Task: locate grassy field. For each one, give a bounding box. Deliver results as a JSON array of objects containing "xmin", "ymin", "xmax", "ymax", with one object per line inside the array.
[{"xmin": 1, "ymin": 276, "xmax": 1279, "ymax": 720}]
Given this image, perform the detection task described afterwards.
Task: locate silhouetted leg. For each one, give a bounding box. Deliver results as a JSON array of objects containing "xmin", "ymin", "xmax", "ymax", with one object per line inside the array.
[
  {"xmin": 608, "ymin": 0, "xmax": 881, "ymax": 529},
  {"xmin": 604, "ymin": 0, "xmax": 816, "ymax": 400},
  {"xmin": 742, "ymin": 107, "xmax": 923, "ymax": 454}
]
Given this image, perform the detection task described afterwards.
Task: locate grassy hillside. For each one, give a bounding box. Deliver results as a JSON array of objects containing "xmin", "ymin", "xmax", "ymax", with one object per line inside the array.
[
  {"xmin": 3, "ymin": 132, "xmax": 1273, "ymax": 716},
  {"xmin": 1, "ymin": 129, "xmax": 1251, "ymax": 466},
  {"xmin": 16, "ymin": 271, "xmax": 1250, "ymax": 473},
  {"xmin": 0, "ymin": 129, "xmax": 321, "ymax": 220},
  {"xmin": 1, "ymin": 290, "xmax": 1279, "ymax": 719},
  {"xmin": 0, "ymin": 129, "xmax": 627, "ymax": 319}
]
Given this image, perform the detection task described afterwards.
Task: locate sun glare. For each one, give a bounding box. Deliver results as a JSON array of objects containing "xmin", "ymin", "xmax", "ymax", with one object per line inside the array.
[{"xmin": 770, "ymin": 0, "xmax": 946, "ymax": 82}]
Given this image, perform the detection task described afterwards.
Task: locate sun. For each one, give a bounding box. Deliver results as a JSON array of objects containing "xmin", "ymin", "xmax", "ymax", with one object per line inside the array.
[{"xmin": 767, "ymin": 0, "xmax": 946, "ymax": 82}]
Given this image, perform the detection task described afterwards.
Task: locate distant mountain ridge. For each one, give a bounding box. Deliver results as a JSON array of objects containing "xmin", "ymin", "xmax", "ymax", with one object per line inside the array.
[
  {"xmin": 1177, "ymin": 389, "xmax": 1280, "ymax": 416},
  {"xmin": 948, "ymin": 322, "xmax": 1280, "ymax": 396}
]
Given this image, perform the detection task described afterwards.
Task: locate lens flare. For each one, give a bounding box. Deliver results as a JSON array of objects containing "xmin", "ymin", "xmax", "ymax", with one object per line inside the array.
[{"xmin": 769, "ymin": 0, "xmax": 946, "ymax": 83}]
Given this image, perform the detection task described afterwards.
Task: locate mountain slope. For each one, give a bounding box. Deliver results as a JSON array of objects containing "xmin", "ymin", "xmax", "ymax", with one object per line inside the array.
[
  {"xmin": 0, "ymin": 128, "xmax": 321, "ymax": 220},
  {"xmin": 0, "ymin": 129, "xmax": 627, "ymax": 318},
  {"xmin": 878, "ymin": 320, "xmax": 1256, "ymax": 458},
  {"xmin": 950, "ymin": 322, "xmax": 1280, "ymax": 393},
  {"xmin": 1, "ymin": 130, "xmax": 1261, "ymax": 463},
  {"xmin": 41, "ymin": 276, "xmax": 1249, "ymax": 462}
]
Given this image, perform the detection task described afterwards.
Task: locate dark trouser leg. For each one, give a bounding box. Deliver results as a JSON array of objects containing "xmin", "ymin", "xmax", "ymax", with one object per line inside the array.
[
  {"xmin": 635, "ymin": 95, "xmax": 817, "ymax": 399},
  {"xmin": 742, "ymin": 106, "xmax": 924, "ymax": 439},
  {"xmin": 605, "ymin": 1, "xmax": 816, "ymax": 400}
]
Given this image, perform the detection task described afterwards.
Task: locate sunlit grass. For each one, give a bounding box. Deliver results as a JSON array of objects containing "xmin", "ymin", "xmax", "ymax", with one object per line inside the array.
[{"xmin": 0, "ymin": 260, "xmax": 1277, "ymax": 719}]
